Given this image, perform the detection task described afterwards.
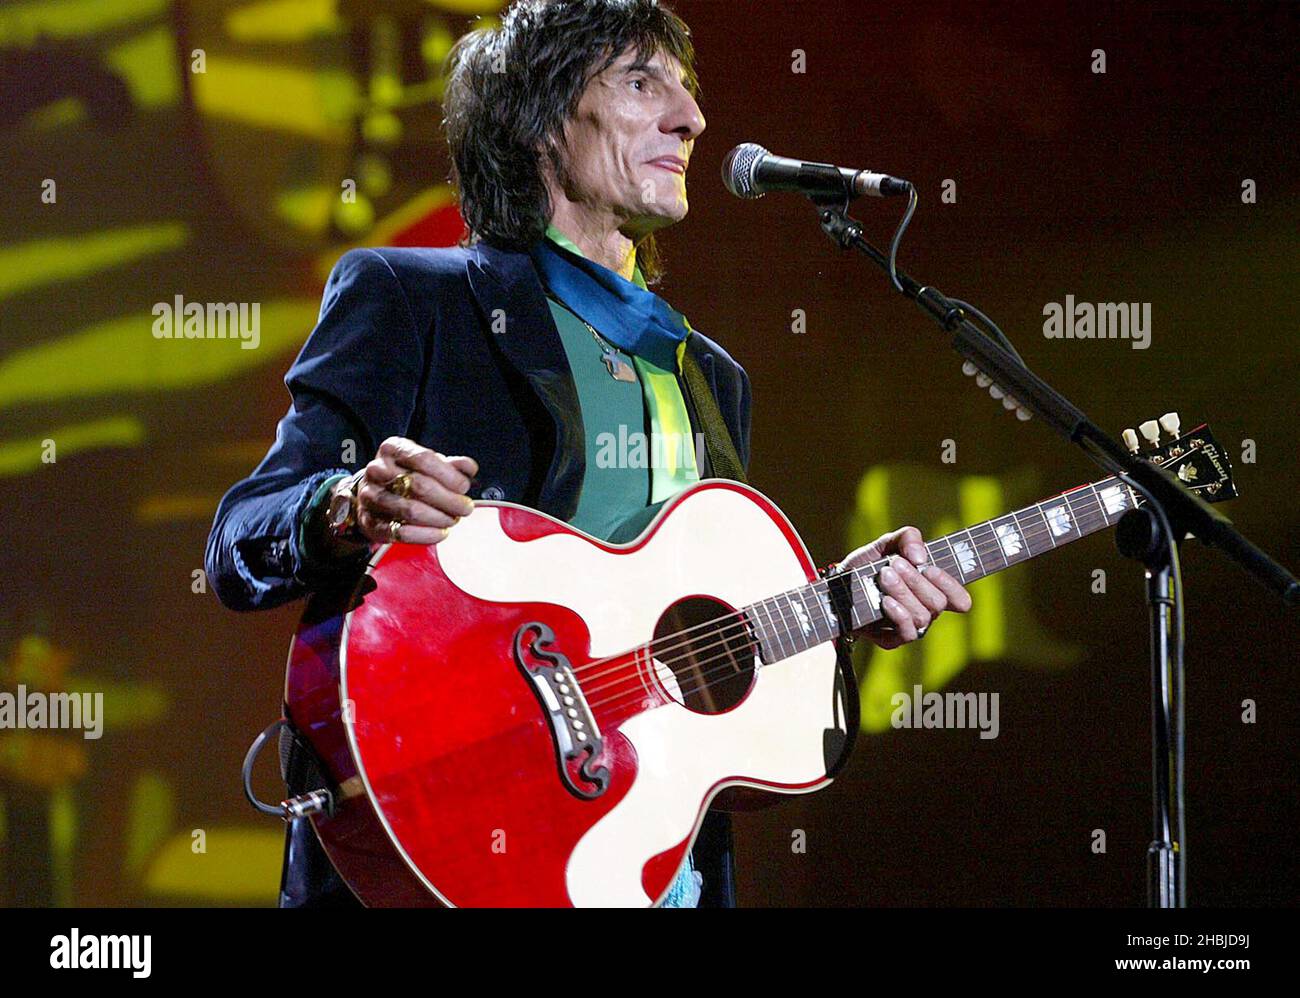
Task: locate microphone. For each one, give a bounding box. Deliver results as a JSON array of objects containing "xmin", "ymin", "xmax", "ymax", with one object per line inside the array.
[{"xmin": 722, "ymin": 143, "xmax": 911, "ymax": 201}]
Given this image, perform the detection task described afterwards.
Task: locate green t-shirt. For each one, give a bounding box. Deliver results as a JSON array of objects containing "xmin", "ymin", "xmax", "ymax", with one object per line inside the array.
[{"xmin": 543, "ymin": 226, "xmax": 701, "ymax": 544}]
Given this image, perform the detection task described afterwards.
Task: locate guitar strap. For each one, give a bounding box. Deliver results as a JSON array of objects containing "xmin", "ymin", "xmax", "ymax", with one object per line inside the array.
[
  {"xmin": 681, "ymin": 350, "xmax": 748, "ymax": 484},
  {"xmin": 679, "ymin": 348, "xmax": 746, "ymax": 907}
]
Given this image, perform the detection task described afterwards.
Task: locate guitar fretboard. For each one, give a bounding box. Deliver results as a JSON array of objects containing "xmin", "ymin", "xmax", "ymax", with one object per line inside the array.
[{"xmin": 745, "ymin": 476, "xmax": 1138, "ymax": 664}]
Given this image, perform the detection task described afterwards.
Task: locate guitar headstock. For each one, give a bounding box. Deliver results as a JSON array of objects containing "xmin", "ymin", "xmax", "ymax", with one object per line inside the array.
[{"xmin": 1122, "ymin": 413, "xmax": 1239, "ymax": 503}]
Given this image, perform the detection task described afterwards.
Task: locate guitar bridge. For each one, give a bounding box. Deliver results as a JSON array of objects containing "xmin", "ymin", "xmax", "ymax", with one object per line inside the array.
[{"xmin": 512, "ymin": 621, "xmax": 609, "ymax": 800}]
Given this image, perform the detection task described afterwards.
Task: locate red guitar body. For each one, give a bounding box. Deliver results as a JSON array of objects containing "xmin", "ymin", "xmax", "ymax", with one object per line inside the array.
[{"xmin": 285, "ymin": 479, "xmax": 857, "ymax": 907}]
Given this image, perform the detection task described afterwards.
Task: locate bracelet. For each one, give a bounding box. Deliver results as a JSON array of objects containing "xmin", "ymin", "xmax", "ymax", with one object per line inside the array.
[{"xmin": 325, "ymin": 470, "xmax": 367, "ymax": 544}]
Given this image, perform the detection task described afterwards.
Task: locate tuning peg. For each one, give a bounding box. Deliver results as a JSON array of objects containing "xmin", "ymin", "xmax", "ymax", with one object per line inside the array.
[
  {"xmin": 960, "ymin": 362, "xmax": 1030, "ymax": 420},
  {"xmin": 1159, "ymin": 412, "xmax": 1181, "ymax": 439},
  {"xmin": 1139, "ymin": 420, "xmax": 1161, "ymax": 449},
  {"xmin": 1122, "ymin": 428, "xmax": 1140, "ymax": 454}
]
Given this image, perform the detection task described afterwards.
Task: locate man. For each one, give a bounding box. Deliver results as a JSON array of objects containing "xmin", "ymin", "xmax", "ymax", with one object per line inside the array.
[{"xmin": 206, "ymin": 0, "xmax": 971, "ymax": 908}]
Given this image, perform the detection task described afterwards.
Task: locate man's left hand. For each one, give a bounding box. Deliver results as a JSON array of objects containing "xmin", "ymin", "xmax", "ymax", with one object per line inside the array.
[{"xmin": 836, "ymin": 526, "xmax": 972, "ymax": 649}]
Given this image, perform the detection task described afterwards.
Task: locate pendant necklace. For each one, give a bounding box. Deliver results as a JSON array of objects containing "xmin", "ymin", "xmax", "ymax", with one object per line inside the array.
[
  {"xmin": 542, "ymin": 285, "xmax": 638, "ymax": 383},
  {"xmin": 581, "ymin": 318, "xmax": 638, "ymax": 382}
]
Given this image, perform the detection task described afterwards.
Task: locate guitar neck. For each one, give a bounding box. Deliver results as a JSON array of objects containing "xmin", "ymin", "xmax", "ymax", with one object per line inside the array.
[{"xmin": 747, "ymin": 476, "xmax": 1139, "ymax": 664}]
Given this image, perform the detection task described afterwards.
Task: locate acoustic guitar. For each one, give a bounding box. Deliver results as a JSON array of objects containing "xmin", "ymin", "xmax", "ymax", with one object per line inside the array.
[{"xmin": 284, "ymin": 415, "xmax": 1236, "ymax": 906}]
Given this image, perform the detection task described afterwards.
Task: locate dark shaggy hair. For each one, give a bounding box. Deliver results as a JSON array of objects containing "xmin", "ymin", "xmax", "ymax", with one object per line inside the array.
[{"xmin": 443, "ymin": 0, "xmax": 699, "ymax": 285}]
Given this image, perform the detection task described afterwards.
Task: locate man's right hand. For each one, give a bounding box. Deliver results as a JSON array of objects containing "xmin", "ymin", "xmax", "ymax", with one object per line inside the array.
[{"xmin": 346, "ymin": 437, "xmax": 479, "ymax": 547}]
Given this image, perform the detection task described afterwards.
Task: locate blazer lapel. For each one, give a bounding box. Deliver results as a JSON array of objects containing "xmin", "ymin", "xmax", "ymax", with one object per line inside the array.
[{"xmin": 466, "ymin": 242, "xmax": 584, "ymax": 517}]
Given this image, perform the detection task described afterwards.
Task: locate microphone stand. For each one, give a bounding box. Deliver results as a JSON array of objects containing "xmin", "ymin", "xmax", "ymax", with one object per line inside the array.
[{"xmin": 815, "ymin": 200, "xmax": 1299, "ymax": 908}]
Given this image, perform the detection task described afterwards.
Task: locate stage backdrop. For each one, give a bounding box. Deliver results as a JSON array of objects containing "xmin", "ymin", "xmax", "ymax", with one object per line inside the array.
[{"xmin": 1, "ymin": 0, "xmax": 1297, "ymax": 906}]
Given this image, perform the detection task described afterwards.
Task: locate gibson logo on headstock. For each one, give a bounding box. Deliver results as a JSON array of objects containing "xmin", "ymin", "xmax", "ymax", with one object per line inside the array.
[{"xmin": 1154, "ymin": 428, "xmax": 1237, "ymax": 500}]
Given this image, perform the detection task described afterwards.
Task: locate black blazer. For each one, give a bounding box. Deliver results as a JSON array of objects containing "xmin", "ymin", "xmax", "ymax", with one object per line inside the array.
[{"xmin": 207, "ymin": 240, "xmax": 752, "ymax": 907}]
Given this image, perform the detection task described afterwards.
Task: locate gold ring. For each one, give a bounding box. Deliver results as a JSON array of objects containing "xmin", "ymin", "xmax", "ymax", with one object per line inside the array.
[
  {"xmin": 388, "ymin": 519, "xmax": 402, "ymax": 543},
  {"xmin": 388, "ymin": 472, "xmax": 413, "ymax": 499}
]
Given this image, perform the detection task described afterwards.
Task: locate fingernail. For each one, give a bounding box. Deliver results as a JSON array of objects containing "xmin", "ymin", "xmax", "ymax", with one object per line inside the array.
[
  {"xmin": 906, "ymin": 544, "xmax": 927, "ymax": 564},
  {"xmin": 881, "ymin": 567, "xmax": 899, "ymax": 586}
]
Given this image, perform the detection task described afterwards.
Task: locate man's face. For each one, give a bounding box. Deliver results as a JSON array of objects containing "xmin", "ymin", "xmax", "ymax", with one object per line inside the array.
[{"xmin": 553, "ymin": 47, "xmax": 705, "ymax": 236}]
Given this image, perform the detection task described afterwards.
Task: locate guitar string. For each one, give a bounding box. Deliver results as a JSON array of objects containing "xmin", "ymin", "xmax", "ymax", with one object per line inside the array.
[
  {"xmin": 585, "ymin": 545, "xmax": 1114, "ymax": 718},
  {"xmin": 570, "ymin": 485, "xmax": 1117, "ymax": 702},
  {"xmin": 568, "ymin": 482, "xmax": 1115, "ymax": 688},
  {"xmin": 578, "ymin": 489, "xmax": 1118, "ymax": 717},
  {"xmin": 580, "ymin": 511, "xmax": 1097, "ymax": 716},
  {"xmin": 569, "ymin": 488, "xmax": 1121, "ymax": 714},
  {"xmin": 578, "ymin": 451, "xmax": 1213, "ymax": 717}
]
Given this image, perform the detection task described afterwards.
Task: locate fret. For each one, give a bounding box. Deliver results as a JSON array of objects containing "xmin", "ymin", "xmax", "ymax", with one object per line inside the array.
[
  {"xmin": 1012, "ymin": 506, "xmax": 1052, "ymax": 558},
  {"xmin": 748, "ymin": 473, "xmax": 1148, "ymax": 666},
  {"xmin": 1089, "ymin": 485, "xmax": 1115, "ymax": 529},
  {"xmin": 1059, "ymin": 488, "xmax": 1090, "ymax": 534},
  {"xmin": 928, "ymin": 536, "xmax": 965, "ymax": 583},
  {"xmin": 752, "ymin": 596, "xmax": 784, "ymax": 664},
  {"xmin": 775, "ymin": 594, "xmax": 796, "ymax": 657},
  {"xmin": 822, "ymin": 564, "xmax": 883, "ymax": 637},
  {"xmin": 806, "ymin": 584, "xmax": 838, "ymax": 645},
  {"xmin": 950, "ymin": 531, "xmax": 983, "ymax": 580},
  {"xmin": 800, "ymin": 584, "xmax": 822, "ymax": 648},
  {"xmin": 1012, "ymin": 507, "xmax": 1049, "ymax": 558},
  {"xmin": 848, "ymin": 568, "xmax": 883, "ymax": 630},
  {"xmin": 770, "ymin": 596, "xmax": 792, "ymax": 659},
  {"xmin": 775, "ymin": 593, "xmax": 800, "ymax": 658},
  {"xmin": 1057, "ymin": 480, "xmax": 1117, "ymax": 539},
  {"xmin": 1031, "ymin": 506, "xmax": 1055, "ymax": 550},
  {"xmin": 812, "ymin": 580, "xmax": 839, "ymax": 643},
  {"xmin": 791, "ymin": 588, "xmax": 812, "ymax": 651},
  {"xmin": 986, "ymin": 525, "xmax": 1006, "ymax": 570},
  {"xmin": 991, "ymin": 513, "xmax": 1032, "ymax": 566},
  {"xmin": 970, "ymin": 522, "xmax": 1004, "ymax": 575},
  {"xmin": 1092, "ymin": 480, "xmax": 1135, "ymax": 526},
  {"xmin": 750, "ymin": 580, "xmax": 844, "ymax": 665},
  {"xmin": 1068, "ymin": 483, "xmax": 1110, "ymax": 534},
  {"xmin": 1039, "ymin": 496, "xmax": 1075, "ymax": 544},
  {"xmin": 746, "ymin": 599, "xmax": 767, "ymax": 663},
  {"xmin": 912, "ymin": 475, "xmax": 1139, "ymax": 596},
  {"xmin": 785, "ymin": 590, "xmax": 815, "ymax": 655},
  {"xmin": 1061, "ymin": 487, "xmax": 1093, "ymax": 534},
  {"xmin": 790, "ymin": 586, "xmax": 826, "ymax": 651}
]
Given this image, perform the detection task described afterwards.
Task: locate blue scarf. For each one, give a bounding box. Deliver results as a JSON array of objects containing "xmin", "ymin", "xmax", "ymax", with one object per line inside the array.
[{"xmin": 529, "ymin": 236, "xmax": 690, "ymax": 370}]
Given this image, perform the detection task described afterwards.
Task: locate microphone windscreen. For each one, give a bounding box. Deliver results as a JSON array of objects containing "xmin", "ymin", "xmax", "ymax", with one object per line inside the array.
[{"xmin": 721, "ymin": 142, "xmax": 768, "ymax": 199}]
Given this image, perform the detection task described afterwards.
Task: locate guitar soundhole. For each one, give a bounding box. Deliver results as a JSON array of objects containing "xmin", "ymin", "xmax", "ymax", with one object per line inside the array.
[{"xmin": 652, "ymin": 596, "xmax": 757, "ymax": 714}]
